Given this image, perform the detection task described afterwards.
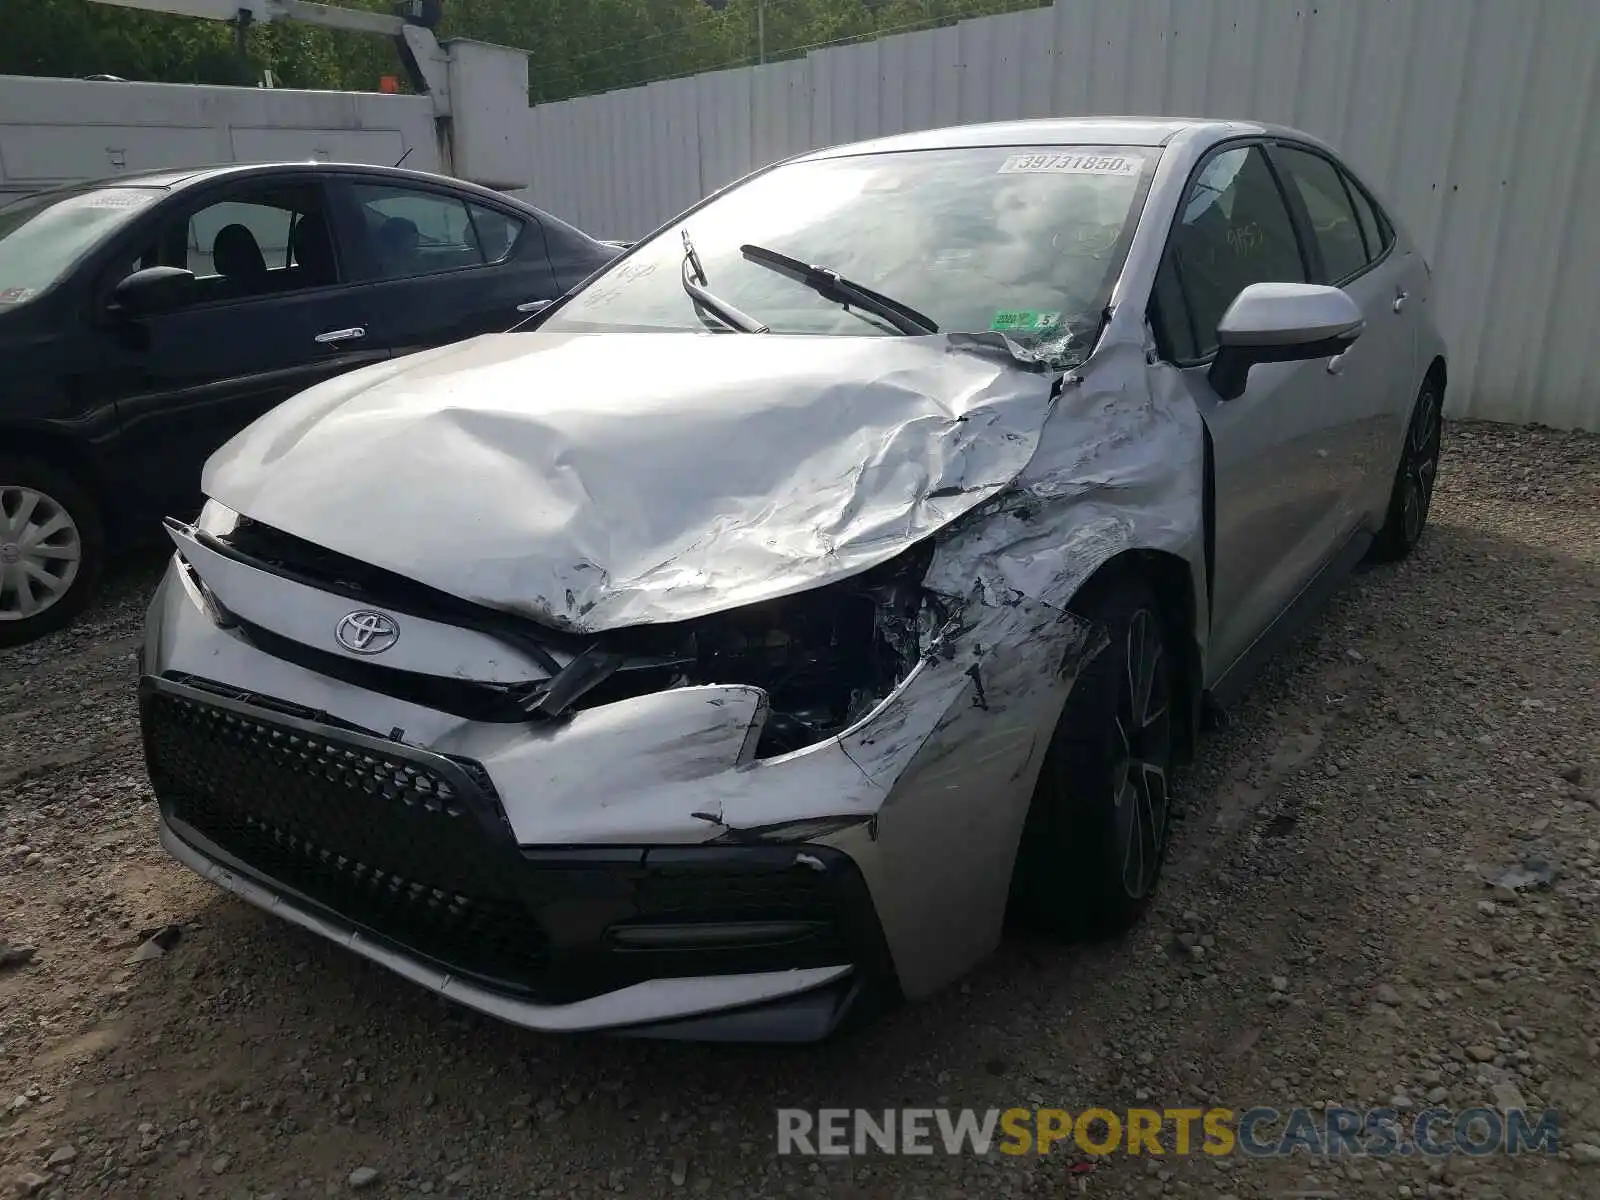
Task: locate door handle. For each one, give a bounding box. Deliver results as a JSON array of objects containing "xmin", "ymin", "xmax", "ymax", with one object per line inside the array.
[
  {"xmin": 1326, "ymin": 354, "xmax": 1346, "ymax": 376},
  {"xmin": 1392, "ymin": 290, "xmax": 1408, "ymax": 314},
  {"xmin": 516, "ymin": 300, "xmax": 552, "ymax": 314},
  {"xmin": 315, "ymin": 326, "xmax": 366, "ymax": 345}
]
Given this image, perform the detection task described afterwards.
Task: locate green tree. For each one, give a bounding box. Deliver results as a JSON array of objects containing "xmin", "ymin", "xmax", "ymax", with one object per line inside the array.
[{"xmin": 0, "ymin": 0, "xmax": 1050, "ymax": 102}]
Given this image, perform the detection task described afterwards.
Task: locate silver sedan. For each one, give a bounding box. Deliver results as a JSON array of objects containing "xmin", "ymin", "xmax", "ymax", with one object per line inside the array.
[{"xmin": 139, "ymin": 117, "xmax": 1446, "ymax": 1041}]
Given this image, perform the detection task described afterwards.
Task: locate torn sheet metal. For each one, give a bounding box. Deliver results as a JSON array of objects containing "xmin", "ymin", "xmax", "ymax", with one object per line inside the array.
[
  {"xmin": 203, "ymin": 330, "xmax": 1058, "ymax": 633},
  {"xmin": 924, "ymin": 336, "xmax": 1206, "ymax": 619},
  {"xmin": 815, "ymin": 328, "xmax": 1204, "ymax": 996},
  {"xmin": 157, "ymin": 307, "xmax": 1207, "ymax": 1005}
]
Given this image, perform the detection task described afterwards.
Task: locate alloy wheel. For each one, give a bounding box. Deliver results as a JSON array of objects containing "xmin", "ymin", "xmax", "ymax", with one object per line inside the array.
[
  {"xmin": 1110, "ymin": 607, "xmax": 1172, "ymax": 899},
  {"xmin": 1401, "ymin": 387, "xmax": 1442, "ymax": 546},
  {"xmin": 0, "ymin": 485, "xmax": 84, "ymax": 623}
]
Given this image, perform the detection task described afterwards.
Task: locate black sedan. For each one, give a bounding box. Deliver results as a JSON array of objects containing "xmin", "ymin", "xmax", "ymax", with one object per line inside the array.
[{"xmin": 0, "ymin": 161, "xmax": 620, "ymax": 646}]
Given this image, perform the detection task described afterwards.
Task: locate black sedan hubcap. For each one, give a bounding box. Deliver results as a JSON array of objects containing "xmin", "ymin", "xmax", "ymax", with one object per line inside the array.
[{"xmin": 1111, "ymin": 609, "xmax": 1172, "ymax": 899}]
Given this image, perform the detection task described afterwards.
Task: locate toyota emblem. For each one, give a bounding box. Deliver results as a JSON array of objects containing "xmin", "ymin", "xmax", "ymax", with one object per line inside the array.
[{"xmin": 335, "ymin": 610, "xmax": 400, "ymax": 654}]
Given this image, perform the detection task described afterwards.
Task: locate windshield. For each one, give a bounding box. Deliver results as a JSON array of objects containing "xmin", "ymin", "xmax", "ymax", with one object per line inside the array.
[
  {"xmin": 0, "ymin": 186, "xmax": 163, "ymax": 307},
  {"xmin": 539, "ymin": 144, "xmax": 1159, "ymax": 362}
]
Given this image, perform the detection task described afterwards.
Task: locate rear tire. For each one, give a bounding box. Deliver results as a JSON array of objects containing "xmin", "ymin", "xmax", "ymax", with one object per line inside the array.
[
  {"xmin": 1009, "ymin": 574, "xmax": 1176, "ymax": 937},
  {"xmin": 0, "ymin": 458, "xmax": 105, "ymax": 649},
  {"xmin": 1371, "ymin": 378, "xmax": 1442, "ymax": 562}
]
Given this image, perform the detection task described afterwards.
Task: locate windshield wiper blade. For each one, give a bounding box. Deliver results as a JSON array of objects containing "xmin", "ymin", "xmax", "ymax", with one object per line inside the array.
[
  {"xmin": 681, "ymin": 228, "xmax": 767, "ymax": 333},
  {"xmin": 738, "ymin": 244, "xmax": 938, "ymax": 336}
]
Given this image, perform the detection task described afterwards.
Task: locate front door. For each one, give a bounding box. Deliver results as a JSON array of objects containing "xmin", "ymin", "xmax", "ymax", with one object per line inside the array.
[
  {"xmin": 93, "ymin": 176, "xmax": 386, "ymax": 524},
  {"xmin": 1149, "ymin": 142, "xmax": 1356, "ymax": 679}
]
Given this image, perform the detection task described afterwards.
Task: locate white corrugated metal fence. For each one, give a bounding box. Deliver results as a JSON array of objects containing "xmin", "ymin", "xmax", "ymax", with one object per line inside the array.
[{"xmin": 523, "ymin": 0, "xmax": 1600, "ymax": 431}]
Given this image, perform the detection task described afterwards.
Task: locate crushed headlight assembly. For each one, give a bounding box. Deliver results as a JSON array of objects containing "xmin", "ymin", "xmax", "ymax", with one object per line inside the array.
[
  {"xmin": 541, "ymin": 539, "xmax": 939, "ymax": 757},
  {"xmin": 195, "ymin": 499, "xmax": 242, "ymax": 537}
]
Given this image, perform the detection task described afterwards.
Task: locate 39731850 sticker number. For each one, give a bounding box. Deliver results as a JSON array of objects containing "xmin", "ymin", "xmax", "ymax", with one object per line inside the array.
[
  {"xmin": 78, "ymin": 192, "xmax": 156, "ymax": 210},
  {"xmin": 998, "ymin": 153, "xmax": 1143, "ymax": 177}
]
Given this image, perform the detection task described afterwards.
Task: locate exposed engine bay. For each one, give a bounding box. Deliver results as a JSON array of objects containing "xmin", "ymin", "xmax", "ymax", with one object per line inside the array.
[
  {"xmin": 215, "ymin": 516, "xmax": 936, "ymax": 757},
  {"xmin": 574, "ymin": 542, "xmax": 937, "ymax": 756}
]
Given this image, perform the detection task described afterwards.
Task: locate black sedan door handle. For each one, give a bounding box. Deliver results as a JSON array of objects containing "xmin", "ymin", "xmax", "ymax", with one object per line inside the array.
[{"xmin": 314, "ymin": 326, "xmax": 366, "ymax": 345}]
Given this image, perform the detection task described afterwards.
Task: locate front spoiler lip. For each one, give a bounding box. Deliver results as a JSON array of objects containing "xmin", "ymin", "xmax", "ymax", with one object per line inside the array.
[{"xmin": 156, "ymin": 812, "xmax": 857, "ymax": 1039}]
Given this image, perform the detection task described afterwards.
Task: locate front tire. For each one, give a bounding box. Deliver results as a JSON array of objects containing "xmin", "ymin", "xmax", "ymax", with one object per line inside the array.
[
  {"xmin": 1009, "ymin": 575, "xmax": 1175, "ymax": 937},
  {"xmin": 1371, "ymin": 379, "xmax": 1442, "ymax": 562},
  {"xmin": 0, "ymin": 459, "xmax": 105, "ymax": 649}
]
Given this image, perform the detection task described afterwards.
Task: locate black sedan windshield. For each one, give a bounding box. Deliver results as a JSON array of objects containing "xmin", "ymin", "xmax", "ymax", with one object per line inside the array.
[
  {"xmin": 0, "ymin": 185, "xmax": 163, "ymax": 307},
  {"xmin": 540, "ymin": 144, "xmax": 1158, "ymax": 359}
]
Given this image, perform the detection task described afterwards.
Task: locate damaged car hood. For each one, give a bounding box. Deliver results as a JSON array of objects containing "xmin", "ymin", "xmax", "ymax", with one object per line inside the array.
[{"xmin": 204, "ymin": 331, "xmax": 1058, "ymax": 631}]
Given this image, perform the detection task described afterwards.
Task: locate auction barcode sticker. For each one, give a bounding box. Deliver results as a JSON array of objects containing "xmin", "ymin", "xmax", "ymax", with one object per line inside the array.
[
  {"xmin": 79, "ymin": 191, "xmax": 156, "ymax": 209},
  {"xmin": 998, "ymin": 152, "xmax": 1142, "ymax": 176}
]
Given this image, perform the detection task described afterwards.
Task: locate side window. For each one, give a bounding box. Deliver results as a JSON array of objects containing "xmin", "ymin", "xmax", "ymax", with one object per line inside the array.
[
  {"xmin": 1160, "ymin": 145, "xmax": 1306, "ymax": 360},
  {"xmin": 188, "ymin": 201, "xmax": 291, "ymax": 280},
  {"xmin": 1342, "ymin": 169, "xmax": 1392, "ymax": 262},
  {"xmin": 1273, "ymin": 147, "xmax": 1368, "ymax": 283},
  {"xmin": 122, "ymin": 182, "xmax": 339, "ymax": 306},
  {"xmin": 1150, "ymin": 251, "xmax": 1200, "ymax": 362},
  {"xmin": 349, "ymin": 184, "xmax": 515, "ymax": 280},
  {"xmin": 466, "ymin": 202, "xmax": 524, "ymax": 264}
]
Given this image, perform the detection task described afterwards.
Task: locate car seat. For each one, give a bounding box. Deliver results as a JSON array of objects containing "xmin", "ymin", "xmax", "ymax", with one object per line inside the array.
[
  {"xmin": 375, "ymin": 216, "xmax": 421, "ymax": 277},
  {"xmin": 212, "ymin": 224, "xmax": 268, "ymax": 289}
]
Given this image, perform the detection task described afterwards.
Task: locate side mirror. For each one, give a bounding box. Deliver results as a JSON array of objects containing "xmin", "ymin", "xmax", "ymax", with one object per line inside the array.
[
  {"xmin": 110, "ymin": 266, "xmax": 195, "ymax": 317},
  {"xmin": 1208, "ymin": 282, "xmax": 1365, "ymax": 401}
]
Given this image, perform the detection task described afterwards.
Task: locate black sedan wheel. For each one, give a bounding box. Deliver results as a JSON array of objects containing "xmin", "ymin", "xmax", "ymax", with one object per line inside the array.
[
  {"xmin": 1010, "ymin": 575, "xmax": 1175, "ymax": 936},
  {"xmin": 0, "ymin": 459, "xmax": 104, "ymax": 648},
  {"xmin": 1372, "ymin": 379, "xmax": 1443, "ymax": 561}
]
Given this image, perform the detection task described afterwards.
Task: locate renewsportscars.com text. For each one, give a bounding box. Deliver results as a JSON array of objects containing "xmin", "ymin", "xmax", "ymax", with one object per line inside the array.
[{"xmin": 776, "ymin": 1106, "xmax": 1560, "ymax": 1158}]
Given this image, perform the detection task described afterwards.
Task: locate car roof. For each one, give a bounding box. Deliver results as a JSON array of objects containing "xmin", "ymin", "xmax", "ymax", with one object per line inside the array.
[
  {"xmin": 22, "ymin": 160, "xmax": 597, "ymax": 242},
  {"xmin": 56, "ymin": 160, "xmax": 505, "ymax": 196},
  {"xmin": 799, "ymin": 116, "xmax": 1327, "ymax": 160}
]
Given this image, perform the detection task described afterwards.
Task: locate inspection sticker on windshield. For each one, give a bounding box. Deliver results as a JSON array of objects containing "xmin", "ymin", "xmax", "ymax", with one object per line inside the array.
[
  {"xmin": 998, "ymin": 152, "xmax": 1142, "ymax": 176},
  {"xmin": 990, "ymin": 309, "xmax": 1061, "ymax": 333},
  {"xmin": 0, "ymin": 287, "xmax": 34, "ymax": 305}
]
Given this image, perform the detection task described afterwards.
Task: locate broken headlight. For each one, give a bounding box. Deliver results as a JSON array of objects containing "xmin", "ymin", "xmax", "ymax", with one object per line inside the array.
[{"xmin": 567, "ymin": 541, "xmax": 938, "ymax": 757}]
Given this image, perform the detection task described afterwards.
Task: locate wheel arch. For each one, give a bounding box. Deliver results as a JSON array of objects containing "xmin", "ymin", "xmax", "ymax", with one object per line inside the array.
[
  {"xmin": 1068, "ymin": 547, "xmax": 1203, "ymax": 766},
  {"xmin": 0, "ymin": 427, "xmax": 114, "ymax": 540},
  {"xmin": 1424, "ymin": 355, "xmax": 1447, "ymax": 394}
]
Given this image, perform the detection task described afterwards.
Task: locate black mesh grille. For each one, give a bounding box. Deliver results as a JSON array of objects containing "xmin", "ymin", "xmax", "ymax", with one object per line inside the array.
[
  {"xmin": 635, "ymin": 865, "xmax": 830, "ymax": 918},
  {"xmin": 142, "ymin": 684, "xmax": 550, "ymax": 988},
  {"xmin": 141, "ymin": 677, "xmax": 899, "ymax": 1007}
]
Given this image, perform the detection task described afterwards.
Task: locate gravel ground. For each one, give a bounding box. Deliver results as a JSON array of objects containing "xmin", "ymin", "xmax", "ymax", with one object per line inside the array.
[{"xmin": 2, "ymin": 418, "xmax": 1598, "ymax": 1200}]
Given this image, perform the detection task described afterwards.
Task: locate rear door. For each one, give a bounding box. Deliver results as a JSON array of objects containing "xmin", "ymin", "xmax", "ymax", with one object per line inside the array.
[
  {"xmin": 93, "ymin": 175, "xmax": 386, "ymax": 524},
  {"xmin": 1269, "ymin": 142, "xmax": 1419, "ymax": 527},
  {"xmin": 330, "ymin": 177, "xmax": 561, "ymax": 355},
  {"xmin": 1147, "ymin": 142, "xmax": 1350, "ymax": 679}
]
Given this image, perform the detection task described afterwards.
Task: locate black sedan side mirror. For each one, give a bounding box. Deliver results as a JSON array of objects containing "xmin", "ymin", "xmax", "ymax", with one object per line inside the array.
[{"xmin": 111, "ymin": 266, "xmax": 195, "ymax": 317}]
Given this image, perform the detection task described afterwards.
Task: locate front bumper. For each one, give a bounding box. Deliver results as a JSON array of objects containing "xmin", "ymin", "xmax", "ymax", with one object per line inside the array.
[
  {"xmin": 143, "ymin": 525, "xmax": 1089, "ymax": 1029},
  {"xmin": 141, "ymin": 673, "xmax": 895, "ymax": 1039}
]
